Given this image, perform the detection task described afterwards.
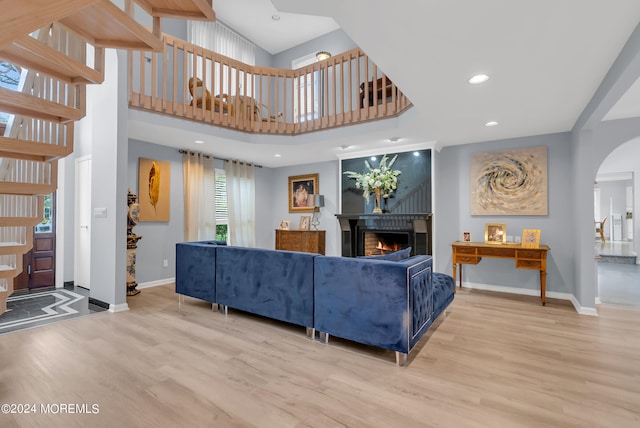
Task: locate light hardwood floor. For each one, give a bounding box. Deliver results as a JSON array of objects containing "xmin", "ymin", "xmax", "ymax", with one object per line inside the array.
[{"xmin": 0, "ymin": 284, "xmax": 639, "ymax": 427}]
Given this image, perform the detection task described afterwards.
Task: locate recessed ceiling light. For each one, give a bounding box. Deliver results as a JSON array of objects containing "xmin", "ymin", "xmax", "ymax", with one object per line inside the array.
[
  {"xmin": 272, "ymin": 14, "xmax": 280, "ymax": 21},
  {"xmin": 274, "ymin": 154, "xmax": 282, "ymax": 157},
  {"xmin": 340, "ymin": 144, "xmax": 352, "ymax": 150},
  {"xmin": 469, "ymin": 74, "xmax": 490, "ymax": 84},
  {"xmin": 194, "ymin": 140, "xmax": 204, "ymax": 144},
  {"xmin": 388, "ymin": 137, "xmax": 399, "ymax": 143},
  {"xmin": 485, "ymin": 121, "xmax": 499, "ymax": 127}
]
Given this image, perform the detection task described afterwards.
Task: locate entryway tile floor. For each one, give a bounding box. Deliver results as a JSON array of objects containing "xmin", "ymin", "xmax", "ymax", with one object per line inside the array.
[
  {"xmin": 596, "ymin": 240, "xmax": 640, "ymax": 307},
  {"xmin": 0, "ymin": 285, "xmax": 107, "ymax": 335}
]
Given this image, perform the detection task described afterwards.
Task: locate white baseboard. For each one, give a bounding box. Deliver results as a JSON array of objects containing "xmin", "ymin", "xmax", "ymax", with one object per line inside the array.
[
  {"xmin": 137, "ymin": 277, "xmax": 175, "ymax": 289},
  {"xmin": 462, "ymin": 282, "xmax": 598, "ymax": 316},
  {"xmin": 109, "ymin": 303, "xmax": 129, "ymax": 313}
]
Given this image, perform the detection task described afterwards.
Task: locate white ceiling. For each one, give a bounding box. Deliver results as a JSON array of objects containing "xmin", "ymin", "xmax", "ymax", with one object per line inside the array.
[
  {"xmin": 129, "ymin": 1, "xmax": 640, "ymax": 167},
  {"xmin": 212, "ymin": 0, "xmax": 339, "ymax": 54}
]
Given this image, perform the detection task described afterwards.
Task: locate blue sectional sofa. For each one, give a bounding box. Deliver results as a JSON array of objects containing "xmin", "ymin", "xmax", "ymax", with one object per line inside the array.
[
  {"xmin": 215, "ymin": 246, "xmax": 316, "ymax": 332},
  {"xmin": 314, "ymin": 254, "xmax": 441, "ymax": 365},
  {"xmin": 175, "ymin": 241, "xmax": 221, "ymax": 303},
  {"xmin": 175, "ymin": 242, "xmax": 454, "ymax": 365}
]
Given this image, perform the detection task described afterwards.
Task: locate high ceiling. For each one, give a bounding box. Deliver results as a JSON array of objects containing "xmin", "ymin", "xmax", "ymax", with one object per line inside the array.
[{"xmin": 129, "ymin": 1, "xmax": 640, "ymax": 167}]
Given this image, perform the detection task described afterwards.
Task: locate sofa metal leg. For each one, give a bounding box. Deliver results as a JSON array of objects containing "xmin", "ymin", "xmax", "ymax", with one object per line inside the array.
[
  {"xmin": 395, "ymin": 352, "xmax": 408, "ymax": 366},
  {"xmin": 318, "ymin": 331, "xmax": 329, "ymax": 344},
  {"xmin": 211, "ymin": 303, "xmax": 219, "ymax": 312},
  {"xmin": 178, "ymin": 294, "xmax": 184, "ymax": 310},
  {"xmin": 220, "ymin": 305, "xmax": 228, "ymax": 315},
  {"xmin": 306, "ymin": 327, "xmax": 315, "ymax": 339}
]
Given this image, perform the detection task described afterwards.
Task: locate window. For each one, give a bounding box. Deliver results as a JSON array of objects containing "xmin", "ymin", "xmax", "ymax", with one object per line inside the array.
[
  {"xmin": 292, "ymin": 53, "xmax": 320, "ymax": 123},
  {"xmin": 215, "ymin": 168, "xmax": 228, "ymax": 242}
]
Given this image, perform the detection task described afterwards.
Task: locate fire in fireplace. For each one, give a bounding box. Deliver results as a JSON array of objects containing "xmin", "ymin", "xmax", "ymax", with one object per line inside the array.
[{"xmin": 362, "ymin": 231, "xmax": 410, "ymax": 256}]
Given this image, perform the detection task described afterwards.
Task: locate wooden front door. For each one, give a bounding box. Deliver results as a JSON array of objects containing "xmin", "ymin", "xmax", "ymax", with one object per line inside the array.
[{"xmin": 13, "ymin": 194, "xmax": 55, "ymax": 291}]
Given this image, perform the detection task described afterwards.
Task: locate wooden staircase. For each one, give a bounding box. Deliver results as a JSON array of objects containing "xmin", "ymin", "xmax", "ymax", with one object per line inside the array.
[{"xmin": 0, "ymin": 0, "xmax": 215, "ymax": 315}]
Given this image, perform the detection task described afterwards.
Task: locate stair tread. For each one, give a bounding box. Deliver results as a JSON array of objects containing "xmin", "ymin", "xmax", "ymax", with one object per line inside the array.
[
  {"xmin": 0, "ymin": 87, "xmax": 82, "ymax": 123},
  {"xmin": 59, "ymin": 1, "xmax": 163, "ymax": 51},
  {"xmin": 0, "ymin": 136, "xmax": 72, "ymax": 161},
  {"xmin": 0, "ymin": 242, "xmax": 23, "ymax": 247},
  {"xmin": 135, "ymin": 0, "xmax": 215, "ymax": 20},
  {"xmin": 0, "ymin": 35, "xmax": 104, "ymax": 84},
  {"xmin": 0, "ymin": 0, "xmax": 97, "ymax": 49},
  {"xmin": 0, "ymin": 265, "xmax": 16, "ymax": 272}
]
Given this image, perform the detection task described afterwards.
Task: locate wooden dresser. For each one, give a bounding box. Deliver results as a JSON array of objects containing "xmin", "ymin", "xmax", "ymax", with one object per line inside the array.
[{"xmin": 275, "ymin": 230, "xmax": 326, "ymax": 255}]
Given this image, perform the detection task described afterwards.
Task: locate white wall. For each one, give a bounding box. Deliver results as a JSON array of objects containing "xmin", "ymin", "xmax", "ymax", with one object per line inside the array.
[{"xmin": 72, "ymin": 49, "xmax": 128, "ymax": 309}]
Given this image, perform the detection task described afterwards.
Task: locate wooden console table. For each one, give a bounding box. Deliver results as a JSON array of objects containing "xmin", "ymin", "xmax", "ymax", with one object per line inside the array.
[
  {"xmin": 276, "ymin": 229, "xmax": 326, "ymax": 255},
  {"xmin": 451, "ymin": 241, "xmax": 550, "ymax": 305}
]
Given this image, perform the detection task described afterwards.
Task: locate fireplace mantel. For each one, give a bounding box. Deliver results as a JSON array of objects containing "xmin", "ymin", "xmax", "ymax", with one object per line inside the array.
[{"xmin": 335, "ymin": 213, "xmax": 433, "ymax": 257}]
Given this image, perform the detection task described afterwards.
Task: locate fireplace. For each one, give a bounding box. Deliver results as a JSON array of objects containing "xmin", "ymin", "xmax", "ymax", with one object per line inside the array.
[
  {"xmin": 361, "ymin": 231, "xmax": 410, "ymax": 256},
  {"xmin": 336, "ymin": 213, "xmax": 432, "ymax": 257}
]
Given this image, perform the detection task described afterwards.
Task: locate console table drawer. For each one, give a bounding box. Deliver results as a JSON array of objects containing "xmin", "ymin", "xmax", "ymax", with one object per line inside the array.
[
  {"xmin": 517, "ymin": 250, "xmax": 543, "ymax": 260},
  {"xmin": 455, "ymin": 255, "xmax": 479, "ymax": 264},
  {"xmin": 456, "ymin": 246, "xmax": 476, "ymax": 255},
  {"xmin": 478, "ymin": 247, "xmax": 511, "ymax": 257},
  {"xmin": 516, "ymin": 259, "xmax": 542, "ymax": 269}
]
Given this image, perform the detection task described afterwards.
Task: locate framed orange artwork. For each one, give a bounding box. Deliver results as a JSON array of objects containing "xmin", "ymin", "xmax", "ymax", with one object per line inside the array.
[{"xmin": 138, "ymin": 158, "xmax": 171, "ymax": 222}]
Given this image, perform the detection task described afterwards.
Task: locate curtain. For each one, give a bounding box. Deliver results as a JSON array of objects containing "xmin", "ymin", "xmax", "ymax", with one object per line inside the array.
[
  {"xmin": 226, "ymin": 160, "xmax": 255, "ymax": 247},
  {"xmin": 188, "ymin": 20, "xmax": 256, "ymax": 65},
  {"xmin": 188, "ymin": 20, "xmax": 256, "ymax": 97},
  {"xmin": 182, "ymin": 151, "xmax": 216, "ymax": 241}
]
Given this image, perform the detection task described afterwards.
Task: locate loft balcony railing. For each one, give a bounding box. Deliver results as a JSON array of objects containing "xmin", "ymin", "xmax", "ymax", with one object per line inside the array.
[{"xmin": 128, "ymin": 34, "xmax": 412, "ymax": 134}]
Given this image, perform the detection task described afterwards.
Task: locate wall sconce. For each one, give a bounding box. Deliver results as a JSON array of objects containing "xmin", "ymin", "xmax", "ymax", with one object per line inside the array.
[
  {"xmin": 308, "ymin": 194, "xmax": 325, "ymax": 230},
  {"xmin": 316, "ymin": 51, "xmax": 332, "ymax": 61}
]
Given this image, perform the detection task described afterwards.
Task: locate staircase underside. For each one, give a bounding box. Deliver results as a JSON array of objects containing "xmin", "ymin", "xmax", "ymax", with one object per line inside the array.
[{"xmin": 0, "ymin": 0, "xmax": 216, "ymax": 316}]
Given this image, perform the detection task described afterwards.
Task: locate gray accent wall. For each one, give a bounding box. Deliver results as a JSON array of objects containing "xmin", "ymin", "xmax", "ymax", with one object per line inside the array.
[
  {"xmin": 272, "ymin": 30, "xmax": 357, "ymax": 69},
  {"xmin": 435, "ymin": 133, "xmax": 575, "ymax": 296},
  {"xmin": 269, "ymin": 160, "xmax": 341, "ymax": 256},
  {"xmin": 128, "ymin": 139, "xmax": 185, "ymax": 284}
]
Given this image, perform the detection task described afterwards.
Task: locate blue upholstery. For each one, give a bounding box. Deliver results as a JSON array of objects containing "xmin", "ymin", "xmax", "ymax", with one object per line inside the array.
[
  {"xmin": 314, "ymin": 255, "xmax": 433, "ymax": 354},
  {"xmin": 432, "ymin": 272, "xmax": 455, "ymax": 319},
  {"xmin": 215, "ymin": 246, "xmax": 316, "ymax": 328},
  {"xmin": 175, "ymin": 242, "xmax": 218, "ymax": 303}
]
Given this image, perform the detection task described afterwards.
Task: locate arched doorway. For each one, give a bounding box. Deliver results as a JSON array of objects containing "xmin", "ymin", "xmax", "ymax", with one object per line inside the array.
[{"xmin": 593, "ymin": 138, "xmax": 639, "ymax": 306}]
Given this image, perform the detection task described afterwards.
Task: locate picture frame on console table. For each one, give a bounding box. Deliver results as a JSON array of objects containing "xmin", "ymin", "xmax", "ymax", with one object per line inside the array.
[
  {"xmin": 522, "ymin": 229, "xmax": 541, "ymax": 248},
  {"xmin": 485, "ymin": 223, "xmax": 506, "ymax": 244},
  {"xmin": 289, "ymin": 174, "xmax": 318, "ymax": 213},
  {"xmin": 463, "ymin": 231, "xmax": 471, "ymax": 242}
]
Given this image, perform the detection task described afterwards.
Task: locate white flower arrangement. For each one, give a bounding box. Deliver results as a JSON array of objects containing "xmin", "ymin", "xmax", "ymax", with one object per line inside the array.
[{"xmin": 343, "ymin": 154, "xmax": 402, "ymax": 201}]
